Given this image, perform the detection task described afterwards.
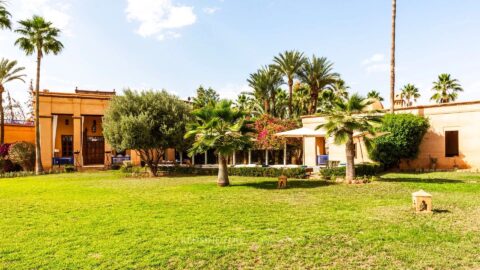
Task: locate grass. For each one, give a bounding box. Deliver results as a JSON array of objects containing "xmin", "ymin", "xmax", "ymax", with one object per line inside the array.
[{"xmin": 0, "ymin": 171, "xmax": 479, "ymax": 269}]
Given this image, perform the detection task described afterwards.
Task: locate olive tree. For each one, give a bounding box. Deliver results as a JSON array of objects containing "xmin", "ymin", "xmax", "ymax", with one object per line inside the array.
[{"xmin": 103, "ymin": 89, "xmax": 192, "ymax": 176}]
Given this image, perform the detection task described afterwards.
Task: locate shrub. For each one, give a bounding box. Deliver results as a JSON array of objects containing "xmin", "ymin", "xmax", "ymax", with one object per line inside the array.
[
  {"xmin": 8, "ymin": 142, "xmax": 35, "ymax": 171},
  {"xmin": 368, "ymin": 113, "xmax": 429, "ymax": 169},
  {"xmin": 320, "ymin": 163, "xmax": 383, "ymax": 180},
  {"xmin": 0, "ymin": 144, "xmax": 10, "ymax": 157},
  {"xmin": 154, "ymin": 166, "xmax": 308, "ymax": 179},
  {"xmin": 64, "ymin": 164, "xmax": 76, "ymax": 173}
]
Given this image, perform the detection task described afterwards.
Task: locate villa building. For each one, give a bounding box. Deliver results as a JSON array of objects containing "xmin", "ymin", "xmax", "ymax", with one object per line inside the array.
[
  {"xmin": 7, "ymin": 88, "xmax": 480, "ymax": 171},
  {"xmin": 35, "ymin": 89, "xmax": 175, "ymax": 169},
  {"xmin": 297, "ymin": 100, "xmax": 480, "ymax": 171}
]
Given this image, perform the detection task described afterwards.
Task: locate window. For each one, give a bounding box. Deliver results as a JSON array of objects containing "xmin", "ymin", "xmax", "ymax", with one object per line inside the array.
[
  {"xmin": 61, "ymin": 135, "xmax": 73, "ymax": 157},
  {"xmin": 445, "ymin": 131, "xmax": 459, "ymax": 157}
]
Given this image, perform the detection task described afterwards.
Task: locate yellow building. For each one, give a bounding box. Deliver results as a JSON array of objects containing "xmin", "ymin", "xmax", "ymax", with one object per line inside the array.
[
  {"xmin": 37, "ymin": 89, "xmax": 176, "ymax": 169},
  {"xmin": 299, "ymin": 100, "xmax": 480, "ymax": 171}
]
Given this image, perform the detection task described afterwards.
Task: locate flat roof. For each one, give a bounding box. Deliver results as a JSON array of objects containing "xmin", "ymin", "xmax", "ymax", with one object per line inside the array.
[
  {"xmin": 39, "ymin": 89, "xmax": 115, "ymax": 100},
  {"xmin": 301, "ymin": 99, "xmax": 480, "ymax": 119}
]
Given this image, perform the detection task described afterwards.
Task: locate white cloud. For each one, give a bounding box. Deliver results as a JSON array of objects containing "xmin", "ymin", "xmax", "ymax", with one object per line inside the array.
[
  {"xmin": 125, "ymin": 0, "xmax": 197, "ymax": 41},
  {"xmin": 362, "ymin": 53, "xmax": 389, "ymax": 74},
  {"xmin": 203, "ymin": 7, "xmax": 220, "ymax": 15},
  {"xmin": 16, "ymin": 0, "xmax": 72, "ymax": 36}
]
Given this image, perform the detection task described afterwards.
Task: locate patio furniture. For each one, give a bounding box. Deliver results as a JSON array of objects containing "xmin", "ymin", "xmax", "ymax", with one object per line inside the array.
[
  {"xmin": 52, "ymin": 157, "xmax": 74, "ymax": 166},
  {"xmin": 317, "ymin": 155, "xmax": 329, "ymax": 166}
]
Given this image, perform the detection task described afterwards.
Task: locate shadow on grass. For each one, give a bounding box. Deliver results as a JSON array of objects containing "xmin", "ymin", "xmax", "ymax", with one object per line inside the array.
[
  {"xmin": 234, "ymin": 180, "xmax": 335, "ymax": 190},
  {"xmin": 377, "ymin": 177, "xmax": 464, "ymax": 184},
  {"xmin": 433, "ymin": 209, "xmax": 451, "ymax": 214}
]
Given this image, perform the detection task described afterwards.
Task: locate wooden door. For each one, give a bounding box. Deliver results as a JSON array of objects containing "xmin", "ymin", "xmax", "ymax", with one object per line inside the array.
[{"xmin": 84, "ymin": 136, "xmax": 105, "ymax": 165}]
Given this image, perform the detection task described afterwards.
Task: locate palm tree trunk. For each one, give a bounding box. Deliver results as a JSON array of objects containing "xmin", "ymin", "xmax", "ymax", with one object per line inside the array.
[
  {"xmin": 345, "ymin": 133, "xmax": 355, "ymax": 182},
  {"xmin": 217, "ymin": 154, "xmax": 230, "ymax": 187},
  {"xmin": 0, "ymin": 85, "xmax": 4, "ymax": 145},
  {"xmin": 35, "ymin": 51, "xmax": 44, "ymax": 174},
  {"xmin": 390, "ymin": 0, "xmax": 396, "ymax": 114},
  {"xmin": 288, "ymin": 79, "xmax": 293, "ymax": 117},
  {"xmin": 309, "ymin": 88, "xmax": 318, "ymax": 115}
]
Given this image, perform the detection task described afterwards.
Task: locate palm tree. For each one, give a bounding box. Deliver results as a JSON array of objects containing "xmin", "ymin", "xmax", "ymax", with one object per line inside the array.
[
  {"xmin": 390, "ymin": 0, "xmax": 397, "ymax": 113},
  {"xmin": 297, "ymin": 55, "xmax": 339, "ymax": 114},
  {"xmin": 271, "ymin": 50, "xmax": 306, "ymax": 116},
  {"xmin": 15, "ymin": 15, "xmax": 64, "ymax": 174},
  {"xmin": 0, "ymin": 1, "xmax": 11, "ymax": 30},
  {"xmin": 367, "ymin": 90, "xmax": 384, "ymax": 101},
  {"xmin": 247, "ymin": 66, "xmax": 283, "ymax": 115},
  {"xmin": 431, "ymin": 74, "xmax": 463, "ymax": 104},
  {"xmin": 327, "ymin": 79, "xmax": 349, "ymax": 100},
  {"xmin": 316, "ymin": 94, "xmax": 382, "ymax": 182},
  {"xmin": 400, "ymin": 84, "xmax": 420, "ymax": 106},
  {"xmin": 292, "ymin": 82, "xmax": 310, "ymax": 118},
  {"xmin": 185, "ymin": 100, "xmax": 253, "ymax": 186},
  {"xmin": 0, "ymin": 59, "xmax": 26, "ymax": 144}
]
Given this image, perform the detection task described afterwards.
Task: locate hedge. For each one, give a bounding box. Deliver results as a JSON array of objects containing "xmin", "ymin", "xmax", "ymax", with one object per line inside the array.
[
  {"xmin": 151, "ymin": 166, "xmax": 308, "ymax": 179},
  {"xmin": 320, "ymin": 163, "xmax": 383, "ymax": 179}
]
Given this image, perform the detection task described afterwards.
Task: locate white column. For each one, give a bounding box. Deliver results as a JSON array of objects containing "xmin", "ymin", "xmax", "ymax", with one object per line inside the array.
[
  {"xmin": 283, "ymin": 141, "xmax": 287, "ymax": 166},
  {"xmin": 192, "ymin": 154, "xmax": 195, "ymax": 166},
  {"xmin": 265, "ymin": 150, "xmax": 269, "ymax": 166},
  {"xmin": 204, "ymin": 152, "xmax": 208, "ymax": 165},
  {"xmin": 248, "ymin": 149, "xmax": 252, "ymax": 164},
  {"xmin": 232, "ymin": 151, "xmax": 236, "ymax": 165}
]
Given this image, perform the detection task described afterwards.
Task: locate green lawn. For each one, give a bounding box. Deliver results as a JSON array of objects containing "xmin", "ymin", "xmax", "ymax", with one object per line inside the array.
[{"xmin": 0, "ymin": 171, "xmax": 479, "ymax": 269}]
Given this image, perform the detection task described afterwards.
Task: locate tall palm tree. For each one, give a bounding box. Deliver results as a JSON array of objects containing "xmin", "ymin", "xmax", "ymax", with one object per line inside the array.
[
  {"xmin": 400, "ymin": 84, "xmax": 420, "ymax": 106},
  {"xmin": 292, "ymin": 82, "xmax": 310, "ymax": 118},
  {"xmin": 327, "ymin": 79, "xmax": 349, "ymax": 100},
  {"xmin": 316, "ymin": 94, "xmax": 382, "ymax": 182},
  {"xmin": 0, "ymin": 59, "xmax": 26, "ymax": 144},
  {"xmin": 271, "ymin": 50, "xmax": 306, "ymax": 116},
  {"xmin": 247, "ymin": 65, "xmax": 283, "ymax": 115},
  {"xmin": 0, "ymin": 0, "xmax": 11, "ymax": 30},
  {"xmin": 367, "ymin": 90, "xmax": 384, "ymax": 101},
  {"xmin": 431, "ymin": 74, "xmax": 463, "ymax": 104},
  {"xmin": 185, "ymin": 100, "xmax": 253, "ymax": 187},
  {"xmin": 15, "ymin": 15, "xmax": 64, "ymax": 174},
  {"xmin": 297, "ymin": 55, "xmax": 339, "ymax": 114},
  {"xmin": 390, "ymin": 0, "xmax": 397, "ymax": 113}
]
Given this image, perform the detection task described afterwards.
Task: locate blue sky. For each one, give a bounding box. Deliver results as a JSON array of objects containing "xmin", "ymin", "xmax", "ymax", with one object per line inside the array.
[{"xmin": 2, "ymin": 0, "xmax": 480, "ymax": 107}]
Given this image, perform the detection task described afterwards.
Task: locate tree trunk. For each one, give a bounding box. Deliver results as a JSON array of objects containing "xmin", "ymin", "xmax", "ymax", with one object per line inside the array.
[
  {"xmin": 217, "ymin": 154, "xmax": 230, "ymax": 187},
  {"xmin": 390, "ymin": 0, "xmax": 396, "ymax": 114},
  {"xmin": 309, "ymin": 88, "xmax": 318, "ymax": 115},
  {"xmin": 0, "ymin": 85, "xmax": 4, "ymax": 145},
  {"xmin": 35, "ymin": 51, "xmax": 44, "ymax": 174},
  {"xmin": 288, "ymin": 79, "xmax": 293, "ymax": 117},
  {"xmin": 263, "ymin": 99, "xmax": 270, "ymax": 114},
  {"xmin": 345, "ymin": 133, "xmax": 356, "ymax": 182}
]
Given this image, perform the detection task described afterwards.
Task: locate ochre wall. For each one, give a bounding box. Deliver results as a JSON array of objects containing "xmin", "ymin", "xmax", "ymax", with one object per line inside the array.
[{"xmin": 4, "ymin": 124, "xmax": 35, "ymax": 144}]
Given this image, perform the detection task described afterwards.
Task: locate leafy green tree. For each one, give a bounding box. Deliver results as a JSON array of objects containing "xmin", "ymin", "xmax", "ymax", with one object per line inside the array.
[
  {"xmin": 297, "ymin": 55, "xmax": 339, "ymax": 114},
  {"xmin": 368, "ymin": 113, "xmax": 429, "ymax": 168},
  {"xmin": 0, "ymin": 59, "xmax": 26, "ymax": 144},
  {"xmin": 431, "ymin": 74, "xmax": 463, "ymax": 103},
  {"xmin": 0, "ymin": 0, "xmax": 11, "ymax": 30},
  {"xmin": 192, "ymin": 86, "xmax": 219, "ymax": 109},
  {"xmin": 317, "ymin": 94, "xmax": 382, "ymax": 182},
  {"xmin": 185, "ymin": 100, "xmax": 253, "ymax": 186},
  {"xmin": 400, "ymin": 84, "xmax": 420, "ymax": 106},
  {"xmin": 367, "ymin": 90, "xmax": 384, "ymax": 101},
  {"xmin": 271, "ymin": 50, "xmax": 306, "ymax": 116},
  {"xmin": 103, "ymin": 90, "xmax": 192, "ymax": 176},
  {"xmin": 247, "ymin": 65, "xmax": 283, "ymax": 115},
  {"xmin": 15, "ymin": 15, "xmax": 64, "ymax": 174}
]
